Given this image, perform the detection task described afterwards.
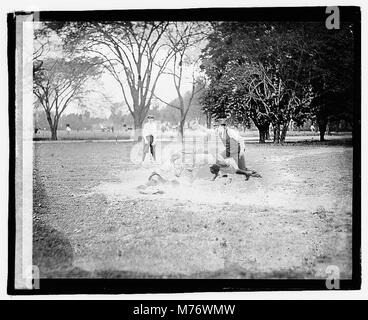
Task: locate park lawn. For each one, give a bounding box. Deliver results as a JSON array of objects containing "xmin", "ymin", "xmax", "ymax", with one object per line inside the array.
[
  {"xmin": 33, "ymin": 128, "xmax": 351, "ymax": 141},
  {"xmin": 33, "ymin": 138, "xmax": 353, "ymax": 279}
]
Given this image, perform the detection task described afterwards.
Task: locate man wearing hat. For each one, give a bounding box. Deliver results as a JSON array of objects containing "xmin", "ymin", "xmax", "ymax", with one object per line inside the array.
[
  {"xmin": 142, "ymin": 114, "xmax": 157, "ymax": 162},
  {"xmin": 216, "ymin": 118, "xmax": 247, "ymax": 170}
]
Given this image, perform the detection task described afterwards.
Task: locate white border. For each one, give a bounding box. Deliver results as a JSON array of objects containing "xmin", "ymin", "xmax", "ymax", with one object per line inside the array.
[{"xmin": 21, "ymin": 17, "xmax": 34, "ymax": 290}]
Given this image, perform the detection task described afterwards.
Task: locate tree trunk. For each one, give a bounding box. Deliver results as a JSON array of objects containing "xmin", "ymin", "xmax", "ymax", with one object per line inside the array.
[
  {"xmin": 133, "ymin": 116, "xmax": 143, "ymax": 141},
  {"xmin": 258, "ymin": 130, "xmax": 267, "ymax": 143},
  {"xmin": 46, "ymin": 113, "xmax": 58, "ymax": 141},
  {"xmin": 256, "ymin": 123, "xmax": 269, "ymax": 144},
  {"xmin": 265, "ymin": 129, "xmax": 270, "ymax": 140},
  {"xmin": 178, "ymin": 118, "xmax": 186, "ymax": 163},
  {"xmin": 206, "ymin": 111, "xmax": 212, "ymax": 129},
  {"xmin": 273, "ymin": 124, "xmax": 280, "ymax": 144},
  {"xmin": 51, "ymin": 126, "xmax": 58, "ymax": 140},
  {"xmin": 318, "ymin": 117, "xmax": 328, "ymax": 142},
  {"xmin": 179, "ymin": 119, "xmax": 185, "ymax": 143},
  {"xmin": 327, "ymin": 123, "xmax": 331, "ymax": 135},
  {"xmin": 280, "ymin": 122, "xmax": 289, "ymax": 144}
]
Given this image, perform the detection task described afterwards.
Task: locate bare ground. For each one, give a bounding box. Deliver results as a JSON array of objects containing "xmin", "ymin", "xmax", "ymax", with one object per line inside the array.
[{"xmin": 33, "ymin": 138, "xmax": 353, "ymax": 279}]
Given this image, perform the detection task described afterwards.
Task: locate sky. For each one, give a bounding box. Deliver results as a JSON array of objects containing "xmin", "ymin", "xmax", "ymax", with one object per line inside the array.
[{"xmin": 69, "ymin": 63, "xmax": 200, "ymax": 118}]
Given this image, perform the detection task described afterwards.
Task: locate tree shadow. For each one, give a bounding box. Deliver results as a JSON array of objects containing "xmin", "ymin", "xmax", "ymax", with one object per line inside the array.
[
  {"xmin": 33, "ymin": 163, "xmax": 80, "ymax": 277},
  {"xmin": 252, "ymin": 137, "xmax": 352, "ymax": 147},
  {"xmin": 282, "ymin": 137, "xmax": 352, "ymax": 146}
]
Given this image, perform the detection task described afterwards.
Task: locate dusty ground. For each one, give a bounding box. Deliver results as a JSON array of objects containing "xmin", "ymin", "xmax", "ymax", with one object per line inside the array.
[{"xmin": 33, "ymin": 137, "xmax": 353, "ymax": 279}]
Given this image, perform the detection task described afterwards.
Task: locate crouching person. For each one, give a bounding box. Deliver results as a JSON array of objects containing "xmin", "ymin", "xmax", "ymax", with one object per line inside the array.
[
  {"xmin": 137, "ymin": 152, "xmax": 182, "ymax": 194},
  {"xmin": 210, "ymin": 157, "xmax": 261, "ymax": 181}
]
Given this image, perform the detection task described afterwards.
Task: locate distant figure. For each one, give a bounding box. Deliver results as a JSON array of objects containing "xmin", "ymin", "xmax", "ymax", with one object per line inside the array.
[
  {"xmin": 310, "ymin": 124, "xmax": 315, "ymax": 132},
  {"xmin": 122, "ymin": 124, "xmax": 129, "ymax": 137},
  {"xmin": 66, "ymin": 124, "xmax": 72, "ymax": 135},
  {"xmin": 142, "ymin": 115, "xmax": 157, "ymax": 162}
]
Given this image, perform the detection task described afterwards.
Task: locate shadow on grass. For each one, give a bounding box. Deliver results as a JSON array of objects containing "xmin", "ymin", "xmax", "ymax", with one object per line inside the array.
[
  {"xmin": 249, "ymin": 137, "xmax": 353, "ymax": 147},
  {"xmin": 283, "ymin": 138, "xmax": 352, "ymax": 146},
  {"xmin": 39, "ymin": 265, "xmax": 318, "ymax": 279},
  {"xmin": 33, "ymin": 163, "xmax": 80, "ymax": 277},
  {"xmin": 33, "ymin": 136, "xmax": 132, "ymax": 142}
]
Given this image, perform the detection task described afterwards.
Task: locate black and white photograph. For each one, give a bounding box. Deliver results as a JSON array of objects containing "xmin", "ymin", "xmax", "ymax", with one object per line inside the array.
[{"xmin": 7, "ymin": 6, "xmax": 361, "ymax": 294}]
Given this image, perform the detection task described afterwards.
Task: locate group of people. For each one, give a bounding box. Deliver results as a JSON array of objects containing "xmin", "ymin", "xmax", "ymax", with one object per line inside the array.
[{"xmin": 138, "ymin": 115, "xmax": 261, "ymax": 191}]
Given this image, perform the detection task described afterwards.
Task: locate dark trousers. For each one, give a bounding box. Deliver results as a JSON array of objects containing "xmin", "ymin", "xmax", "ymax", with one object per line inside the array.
[
  {"xmin": 142, "ymin": 135, "xmax": 156, "ymax": 161},
  {"xmin": 220, "ymin": 143, "xmax": 246, "ymax": 170}
]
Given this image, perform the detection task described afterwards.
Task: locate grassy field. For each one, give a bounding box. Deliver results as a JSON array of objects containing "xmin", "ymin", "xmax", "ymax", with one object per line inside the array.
[
  {"xmin": 33, "ymin": 136, "xmax": 353, "ymax": 279},
  {"xmin": 34, "ymin": 129, "xmax": 132, "ymax": 141},
  {"xmin": 33, "ymin": 128, "xmax": 352, "ymax": 141}
]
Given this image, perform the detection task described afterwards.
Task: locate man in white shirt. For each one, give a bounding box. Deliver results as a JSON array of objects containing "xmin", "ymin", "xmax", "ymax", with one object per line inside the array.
[
  {"xmin": 193, "ymin": 118, "xmax": 247, "ymax": 170},
  {"xmin": 142, "ymin": 115, "xmax": 157, "ymax": 162}
]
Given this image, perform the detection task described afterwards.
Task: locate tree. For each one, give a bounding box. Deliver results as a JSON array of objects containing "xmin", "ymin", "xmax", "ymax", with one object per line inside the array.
[
  {"xmin": 60, "ymin": 22, "xmax": 178, "ymax": 140},
  {"xmin": 152, "ymin": 22, "xmax": 208, "ymax": 141},
  {"xmin": 33, "ymin": 57, "xmax": 101, "ymax": 140},
  {"xmin": 307, "ymin": 23, "xmax": 355, "ymax": 141},
  {"xmin": 201, "ymin": 22, "xmax": 317, "ymax": 143}
]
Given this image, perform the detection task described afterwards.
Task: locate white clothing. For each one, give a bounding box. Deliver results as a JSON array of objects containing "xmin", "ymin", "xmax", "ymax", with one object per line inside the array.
[
  {"xmin": 217, "ymin": 126, "xmax": 245, "ymax": 150},
  {"xmin": 142, "ymin": 121, "xmax": 157, "ymax": 139},
  {"xmin": 217, "ymin": 126, "xmax": 241, "ymax": 142}
]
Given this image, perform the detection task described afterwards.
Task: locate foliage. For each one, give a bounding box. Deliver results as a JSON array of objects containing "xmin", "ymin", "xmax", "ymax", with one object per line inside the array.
[
  {"xmin": 33, "ymin": 54, "xmax": 102, "ymax": 139},
  {"xmin": 53, "ymin": 21, "xmax": 177, "ymax": 138},
  {"xmin": 200, "ymin": 22, "xmax": 355, "ymax": 143}
]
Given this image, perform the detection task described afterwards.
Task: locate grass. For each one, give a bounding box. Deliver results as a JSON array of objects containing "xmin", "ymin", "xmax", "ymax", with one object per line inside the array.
[{"xmin": 33, "ymin": 128, "xmax": 352, "ymax": 141}]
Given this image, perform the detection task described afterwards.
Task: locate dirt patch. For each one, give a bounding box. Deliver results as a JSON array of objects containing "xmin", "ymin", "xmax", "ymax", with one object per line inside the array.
[{"xmin": 33, "ymin": 140, "xmax": 353, "ymax": 279}]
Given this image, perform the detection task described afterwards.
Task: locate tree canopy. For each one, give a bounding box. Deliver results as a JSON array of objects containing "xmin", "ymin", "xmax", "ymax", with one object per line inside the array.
[{"xmin": 200, "ymin": 21, "xmax": 355, "ymax": 143}]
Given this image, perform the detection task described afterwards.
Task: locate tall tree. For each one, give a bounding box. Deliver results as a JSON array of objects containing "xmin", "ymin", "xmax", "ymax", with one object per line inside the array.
[
  {"xmin": 201, "ymin": 21, "xmax": 355, "ymax": 143},
  {"xmin": 307, "ymin": 23, "xmax": 355, "ymax": 141},
  {"xmin": 201, "ymin": 22, "xmax": 317, "ymax": 143},
  {"xmin": 33, "ymin": 57, "xmax": 101, "ymax": 140},
  {"xmin": 152, "ymin": 22, "xmax": 208, "ymax": 141},
  {"xmin": 60, "ymin": 22, "xmax": 177, "ymax": 140}
]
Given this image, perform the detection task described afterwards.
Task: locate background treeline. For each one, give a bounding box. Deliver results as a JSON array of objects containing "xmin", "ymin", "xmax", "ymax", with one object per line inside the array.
[{"xmin": 33, "ymin": 20, "xmax": 356, "ymax": 142}]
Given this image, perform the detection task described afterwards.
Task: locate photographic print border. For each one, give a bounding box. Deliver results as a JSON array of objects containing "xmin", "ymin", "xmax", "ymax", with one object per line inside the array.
[{"xmin": 7, "ymin": 6, "xmax": 361, "ymax": 294}]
